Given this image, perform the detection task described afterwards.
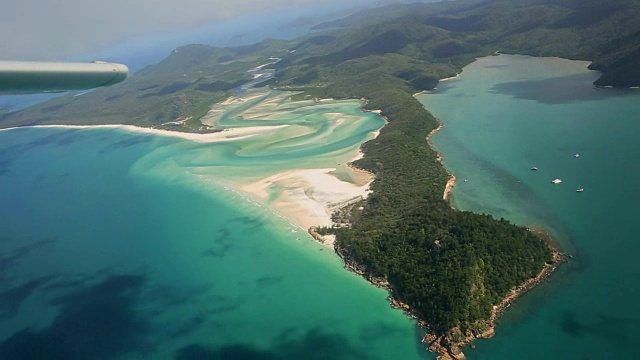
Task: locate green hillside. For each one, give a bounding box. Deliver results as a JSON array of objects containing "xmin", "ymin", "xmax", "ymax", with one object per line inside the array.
[
  {"xmin": 0, "ymin": 40, "xmax": 289, "ymax": 132},
  {"xmin": 276, "ymin": 0, "xmax": 640, "ymax": 91},
  {"xmin": 266, "ymin": 0, "xmax": 637, "ymax": 349}
]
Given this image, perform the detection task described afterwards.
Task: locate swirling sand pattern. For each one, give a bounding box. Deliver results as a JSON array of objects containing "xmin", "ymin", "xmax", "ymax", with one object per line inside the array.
[{"xmin": 133, "ymin": 88, "xmax": 385, "ymax": 229}]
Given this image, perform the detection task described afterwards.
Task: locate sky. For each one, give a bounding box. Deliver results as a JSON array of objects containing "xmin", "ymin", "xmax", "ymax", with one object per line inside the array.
[{"xmin": 2, "ymin": 0, "xmax": 412, "ymax": 61}]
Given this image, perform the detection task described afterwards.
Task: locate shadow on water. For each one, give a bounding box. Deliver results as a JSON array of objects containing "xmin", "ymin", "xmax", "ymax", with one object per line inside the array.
[
  {"xmin": 490, "ymin": 73, "xmax": 634, "ymax": 104},
  {"xmin": 106, "ymin": 134, "xmax": 154, "ymax": 150},
  {"xmin": 22, "ymin": 129, "xmax": 85, "ymax": 148},
  {"xmin": 560, "ymin": 311, "xmax": 639, "ymax": 348},
  {"xmin": 227, "ymin": 215, "xmax": 265, "ymax": 232},
  {"xmin": 0, "ymin": 274, "xmax": 152, "ymax": 360},
  {"xmin": 0, "ymin": 239, "xmax": 56, "ymax": 278},
  {"xmin": 174, "ymin": 328, "xmax": 364, "ymax": 360},
  {"xmin": 0, "ymin": 158, "xmax": 14, "ymax": 176},
  {"xmin": 201, "ymin": 227, "xmax": 235, "ymax": 258},
  {"xmin": 0, "ymin": 275, "xmax": 58, "ymax": 319},
  {"xmin": 202, "ymin": 243, "xmax": 234, "ymax": 258},
  {"xmin": 201, "ymin": 218, "xmax": 265, "ymax": 258},
  {"xmin": 255, "ymin": 275, "xmax": 284, "ymax": 286}
]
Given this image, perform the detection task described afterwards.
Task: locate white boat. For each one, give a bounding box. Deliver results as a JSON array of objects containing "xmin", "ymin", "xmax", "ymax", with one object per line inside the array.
[
  {"xmin": 575, "ymin": 154, "xmax": 580, "ymax": 158},
  {"xmin": 576, "ymin": 186, "xmax": 584, "ymax": 192},
  {"xmin": 551, "ymin": 178, "xmax": 562, "ymax": 184},
  {"xmin": 530, "ymin": 166, "xmax": 538, "ymax": 171}
]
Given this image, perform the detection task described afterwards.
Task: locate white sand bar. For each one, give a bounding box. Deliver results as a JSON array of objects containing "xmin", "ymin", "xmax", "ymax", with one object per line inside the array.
[
  {"xmin": 0, "ymin": 124, "xmax": 288, "ymax": 143},
  {"xmin": 241, "ymin": 167, "xmax": 373, "ymax": 230}
]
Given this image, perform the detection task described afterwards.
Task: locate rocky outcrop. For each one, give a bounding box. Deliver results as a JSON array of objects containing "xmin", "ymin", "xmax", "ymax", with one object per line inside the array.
[
  {"xmin": 421, "ymin": 242, "xmax": 567, "ymax": 360},
  {"xmin": 324, "ymin": 162, "xmax": 568, "ymax": 360},
  {"xmin": 308, "ymin": 227, "xmax": 323, "ymax": 241}
]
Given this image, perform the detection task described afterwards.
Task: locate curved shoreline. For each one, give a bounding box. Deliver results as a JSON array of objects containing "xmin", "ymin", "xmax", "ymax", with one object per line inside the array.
[
  {"xmin": 324, "ymin": 101, "xmax": 568, "ymax": 359},
  {"xmin": 410, "ymin": 97, "xmax": 567, "ymax": 359},
  {"xmin": 1, "ymin": 93, "xmax": 383, "ymax": 235},
  {"xmin": 426, "ymin": 119, "xmax": 457, "ymax": 205},
  {"xmin": 7, "ymin": 96, "xmax": 567, "ymax": 360},
  {"xmin": 326, "ymin": 214, "xmax": 567, "ymax": 360},
  {"xmin": 424, "ymin": 230, "xmax": 567, "ymax": 360}
]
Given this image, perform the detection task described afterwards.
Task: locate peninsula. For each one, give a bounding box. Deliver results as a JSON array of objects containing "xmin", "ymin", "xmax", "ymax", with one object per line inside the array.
[{"xmin": 2, "ymin": 0, "xmax": 638, "ymax": 358}]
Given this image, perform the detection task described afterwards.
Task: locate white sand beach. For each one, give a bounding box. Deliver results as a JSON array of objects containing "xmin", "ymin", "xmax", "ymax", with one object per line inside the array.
[
  {"xmin": 2, "ymin": 87, "xmax": 385, "ymax": 248},
  {"xmin": 0, "ymin": 124, "xmax": 288, "ymax": 143},
  {"xmin": 443, "ymin": 175, "xmax": 456, "ymax": 201},
  {"xmin": 239, "ymin": 161, "xmax": 374, "ymax": 231}
]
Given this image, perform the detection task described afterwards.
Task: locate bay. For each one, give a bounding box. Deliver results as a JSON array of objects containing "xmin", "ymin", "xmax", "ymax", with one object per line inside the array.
[
  {"xmin": 418, "ymin": 54, "xmax": 640, "ymax": 359},
  {"xmin": 0, "ymin": 95, "xmax": 428, "ymax": 359}
]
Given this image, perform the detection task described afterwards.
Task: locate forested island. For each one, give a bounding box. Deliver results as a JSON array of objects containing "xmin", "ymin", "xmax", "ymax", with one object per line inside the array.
[{"xmin": 2, "ymin": 0, "xmax": 639, "ymax": 358}]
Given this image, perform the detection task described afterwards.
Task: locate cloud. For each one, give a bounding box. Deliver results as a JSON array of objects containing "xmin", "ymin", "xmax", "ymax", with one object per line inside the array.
[{"xmin": 0, "ymin": 0, "xmax": 338, "ymax": 61}]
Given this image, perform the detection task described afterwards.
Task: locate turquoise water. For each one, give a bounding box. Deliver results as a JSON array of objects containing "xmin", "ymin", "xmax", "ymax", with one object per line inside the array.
[
  {"xmin": 0, "ymin": 97, "xmax": 428, "ymax": 358},
  {"xmin": 418, "ymin": 54, "xmax": 640, "ymax": 359},
  {"xmin": 6, "ymin": 54, "xmax": 638, "ymax": 360}
]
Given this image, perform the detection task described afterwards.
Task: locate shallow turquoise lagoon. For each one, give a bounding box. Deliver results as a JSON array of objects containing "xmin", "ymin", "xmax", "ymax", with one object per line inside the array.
[{"xmin": 0, "ymin": 98, "xmax": 427, "ymax": 359}]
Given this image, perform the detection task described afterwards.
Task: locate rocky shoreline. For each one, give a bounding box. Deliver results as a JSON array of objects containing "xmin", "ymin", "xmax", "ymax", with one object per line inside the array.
[
  {"xmin": 310, "ymin": 113, "xmax": 569, "ymax": 360},
  {"xmin": 322, "ymin": 226, "xmax": 568, "ymax": 360},
  {"xmin": 311, "ymin": 171, "xmax": 568, "ymax": 359},
  {"xmin": 332, "ymin": 242, "xmax": 429, "ymax": 328},
  {"xmin": 423, "ymin": 235, "xmax": 567, "ymax": 360},
  {"xmin": 418, "ymin": 116, "xmax": 570, "ymax": 358}
]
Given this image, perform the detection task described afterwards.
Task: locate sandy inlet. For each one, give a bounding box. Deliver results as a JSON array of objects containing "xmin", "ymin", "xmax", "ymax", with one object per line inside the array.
[
  {"xmin": 191, "ymin": 88, "xmax": 385, "ymax": 238},
  {"xmin": 240, "ymin": 154, "xmax": 374, "ymax": 230},
  {"xmin": 0, "ymin": 123, "xmax": 288, "ymax": 143},
  {"xmin": 205, "ymin": 90, "xmax": 387, "ymax": 244},
  {"xmin": 5, "ymin": 87, "xmax": 385, "ymax": 243}
]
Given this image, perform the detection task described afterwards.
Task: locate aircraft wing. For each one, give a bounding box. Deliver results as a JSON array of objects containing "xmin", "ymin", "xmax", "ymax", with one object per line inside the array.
[{"xmin": 0, "ymin": 60, "xmax": 129, "ymax": 94}]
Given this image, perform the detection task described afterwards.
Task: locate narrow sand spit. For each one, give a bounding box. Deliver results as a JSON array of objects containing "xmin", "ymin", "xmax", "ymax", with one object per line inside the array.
[{"xmin": 0, "ymin": 124, "xmax": 288, "ymax": 143}]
